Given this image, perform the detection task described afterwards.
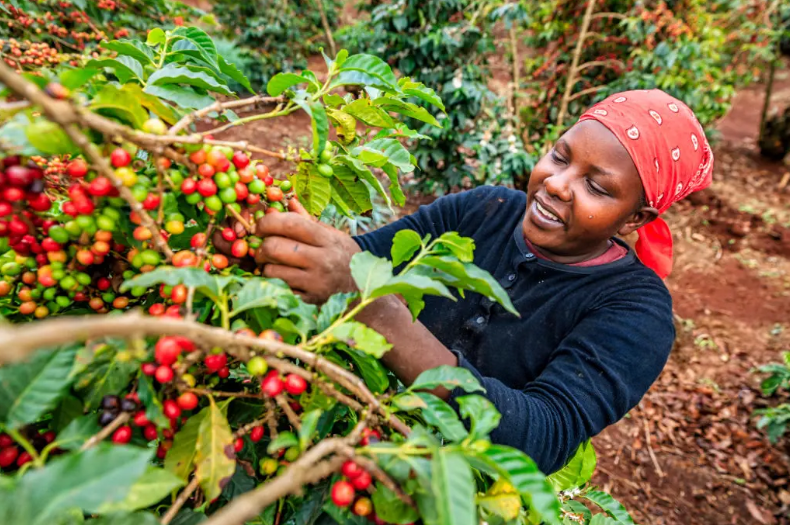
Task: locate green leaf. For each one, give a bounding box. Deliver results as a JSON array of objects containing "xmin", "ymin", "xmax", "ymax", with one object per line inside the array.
[
  {"xmin": 292, "ymin": 162, "xmax": 332, "ymax": 216},
  {"xmin": 330, "ymin": 321, "xmax": 392, "ymax": 358},
  {"xmin": 101, "ymin": 40, "xmax": 155, "ymax": 65},
  {"xmin": 59, "ymin": 68, "xmax": 99, "ymax": 89},
  {"xmin": 546, "ymin": 441, "xmax": 597, "ymax": 492},
  {"xmin": 171, "ymin": 27, "xmax": 218, "ymax": 66},
  {"xmin": 266, "ymin": 431, "xmax": 297, "ymax": 454},
  {"xmin": 169, "ymin": 509, "xmax": 207, "ymax": 525},
  {"xmin": 0, "ymin": 345, "xmax": 78, "ymax": 429},
  {"xmin": 230, "ymin": 277, "xmax": 297, "ymax": 317},
  {"xmin": 89, "ymin": 512, "xmax": 161, "ymax": 525},
  {"xmin": 381, "ymin": 163, "xmax": 406, "ymax": 207},
  {"xmin": 331, "ymin": 166, "xmax": 373, "ymax": 216},
  {"xmin": 338, "ymin": 347, "xmax": 389, "ymax": 394},
  {"xmin": 371, "ymin": 482, "xmax": 419, "ymax": 524},
  {"xmin": 368, "ymin": 272, "xmax": 455, "ymax": 303},
  {"xmin": 333, "ymin": 54, "xmax": 399, "ymax": 93},
  {"xmin": 221, "ymin": 465, "xmax": 256, "ymax": 501},
  {"xmin": 121, "ymin": 266, "xmax": 241, "ymax": 300},
  {"xmin": 435, "ymin": 232, "xmax": 475, "ymax": 262},
  {"xmin": 342, "ymin": 99, "xmax": 396, "ymax": 128},
  {"xmin": 14, "ymin": 443, "xmax": 151, "ymax": 524},
  {"xmin": 55, "ymin": 414, "xmax": 100, "ymax": 451},
  {"xmin": 408, "ymin": 365, "xmax": 484, "ymax": 394},
  {"xmin": 148, "ymin": 64, "xmax": 232, "ymax": 95},
  {"xmin": 144, "ymin": 84, "xmax": 215, "ymax": 110},
  {"xmin": 333, "ymin": 155, "xmax": 391, "ymax": 208},
  {"xmin": 326, "ymin": 108, "xmax": 357, "ymax": 144},
  {"xmin": 218, "ymin": 55, "xmax": 252, "ymax": 93},
  {"xmin": 51, "ymin": 395, "xmax": 84, "ymax": 433},
  {"xmin": 24, "ymin": 121, "xmax": 76, "ymax": 155},
  {"xmin": 146, "ymin": 28, "xmax": 166, "ymax": 46},
  {"xmin": 581, "ymin": 491, "xmax": 635, "ymax": 524},
  {"xmin": 99, "ymin": 467, "xmax": 185, "ymax": 512},
  {"xmin": 165, "ymin": 407, "xmax": 207, "ymax": 480},
  {"xmin": 267, "ymin": 73, "xmax": 309, "ymax": 96},
  {"xmin": 399, "ymin": 79, "xmax": 445, "ymax": 111},
  {"xmin": 293, "ymin": 95, "xmax": 329, "ymax": 156},
  {"xmin": 137, "ymin": 374, "xmax": 170, "ymax": 428},
  {"xmin": 323, "ymin": 94, "xmax": 347, "ymax": 108},
  {"xmin": 316, "ymin": 292, "xmax": 357, "ymax": 331},
  {"xmin": 73, "ymin": 353, "xmax": 136, "ymax": 411},
  {"xmin": 86, "ymin": 57, "xmax": 144, "ymax": 84},
  {"xmin": 195, "ymin": 398, "xmax": 236, "ymax": 501},
  {"xmin": 419, "ymin": 256, "xmax": 518, "ymax": 316},
  {"xmin": 474, "ymin": 445, "xmax": 561, "ymax": 525},
  {"xmin": 391, "ymin": 230, "xmax": 423, "ymax": 266},
  {"xmin": 349, "ymin": 251, "xmax": 394, "ymax": 300},
  {"xmin": 123, "ymin": 83, "xmax": 179, "ymax": 124},
  {"xmin": 457, "ymin": 395, "xmax": 501, "ymax": 440},
  {"xmin": 431, "ymin": 450, "xmax": 476, "ymax": 525},
  {"xmin": 477, "ymin": 489, "xmax": 521, "ymax": 521},
  {"xmin": 374, "ymin": 97, "xmax": 440, "ymax": 127},
  {"xmin": 352, "ymin": 138, "xmax": 414, "ymax": 173},
  {"xmin": 90, "ymin": 84, "xmax": 148, "ymax": 128},
  {"xmin": 298, "ymin": 410, "xmax": 322, "ymax": 450},
  {"xmin": 410, "ymin": 392, "xmax": 468, "ymax": 442}
]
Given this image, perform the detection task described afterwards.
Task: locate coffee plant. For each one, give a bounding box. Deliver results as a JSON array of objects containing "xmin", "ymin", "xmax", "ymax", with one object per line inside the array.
[
  {"xmin": 754, "ymin": 352, "xmax": 790, "ymax": 443},
  {"xmin": 0, "ymin": 22, "xmax": 639, "ymax": 525},
  {"xmin": 337, "ymin": 0, "xmax": 530, "ymax": 194}
]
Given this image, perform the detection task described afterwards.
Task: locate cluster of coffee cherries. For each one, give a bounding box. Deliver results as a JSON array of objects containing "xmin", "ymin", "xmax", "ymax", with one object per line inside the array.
[
  {"xmin": 0, "ymin": 430, "xmax": 55, "ymax": 471},
  {"xmin": 330, "ymin": 460, "xmax": 378, "ymax": 519},
  {"xmin": 0, "ymin": 39, "xmax": 63, "ymax": 71}
]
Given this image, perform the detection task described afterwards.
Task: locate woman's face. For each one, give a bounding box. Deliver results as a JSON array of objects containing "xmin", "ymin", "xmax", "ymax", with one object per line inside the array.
[{"xmin": 524, "ymin": 120, "xmax": 657, "ymax": 262}]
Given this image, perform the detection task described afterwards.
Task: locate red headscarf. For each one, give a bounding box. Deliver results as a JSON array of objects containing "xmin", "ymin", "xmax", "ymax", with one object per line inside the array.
[{"xmin": 578, "ymin": 89, "xmax": 713, "ymax": 278}]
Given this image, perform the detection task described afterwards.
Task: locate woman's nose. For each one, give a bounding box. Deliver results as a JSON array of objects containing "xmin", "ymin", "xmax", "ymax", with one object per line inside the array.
[{"xmin": 544, "ymin": 172, "xmax": 572, "ymax": 202}]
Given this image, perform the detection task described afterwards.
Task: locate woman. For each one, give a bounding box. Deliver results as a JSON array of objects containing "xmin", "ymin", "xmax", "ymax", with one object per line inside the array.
[{"xmin": 217, "ymin": 90, "xmax": 713, "ymax": 474}]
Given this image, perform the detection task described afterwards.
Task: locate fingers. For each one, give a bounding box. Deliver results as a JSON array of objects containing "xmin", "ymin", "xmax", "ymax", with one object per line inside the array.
[
  {"xmin": 261, "ymin": 264, "xmax": 313, "ymax": 292},
  {"xmin": 287, "ymin": 197, "xmax": 313, "ymax": 219},
  {"xmin": 255, "ymin": 211, "xmax": 326, "ymax": 247},
  {"xmin": 254, "ymin": 236, "xmax": 323, "ymax": 268}
]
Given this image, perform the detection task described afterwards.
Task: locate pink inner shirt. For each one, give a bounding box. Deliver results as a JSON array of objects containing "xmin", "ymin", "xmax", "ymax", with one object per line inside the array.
[{"xmin": 523, "ymin": 237, "xmax": 628, "ymax": 267}]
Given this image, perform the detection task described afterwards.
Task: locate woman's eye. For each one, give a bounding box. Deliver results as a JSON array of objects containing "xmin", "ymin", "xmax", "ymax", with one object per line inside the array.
[
  {"xmin": 550, "ymin": 149, "xmax": 565, "ymax": 164},
  {"xmin": 586, "ymin": 179, "xmax": 609, "ymax": 196}
]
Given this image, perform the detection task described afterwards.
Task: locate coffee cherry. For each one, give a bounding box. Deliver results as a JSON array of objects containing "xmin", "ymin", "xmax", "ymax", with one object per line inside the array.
[
  {"xmin": 155, "ymin": 365, "xmax": 174, "ymax": 383},
  {"xmin": 196, "ymin": 178, "xmax": 217, "ymax": 197},
  {"xmin": 16, "ymin": 451, "xmax": 32, "ymax": 467},
  {"xmin": 284, "ymin": 374, "xmax": 307, "ymax": 396},
  {"xmin": 177, "ymin": 392, "xmax": 198, "ymax": 411},
  {"xmin": 211, "ymin": 253, "xmax": 228, "ymax": 269},
  {"xmin": 221, "ymin": 227, "xmax": 236, "ymax": 242},
  {"xmin": 191, "ymin": 232, "xmax": 206, "ymax": 248},
  {"xmin": 110, "ymin": 148, "xmax": 131, "ymax": 168},
  {"xmin": 352, "ymin": 497, "xmax": 373, "ymax": 517},
  {"xmin": 41, "ymin": 431, "xmax": 56, "ymax": 444},
  {"xmin": 250, "ymin": 426, "xmax": 264, "ymax": 442},
  {"xmin": 351, "ymin": 470, "xmax": 372, "ymax": 490},
  {"xmin": 266, "ymin": 187, "xmax": 283, "ymax": 202},
  {"xmin": 155, "ymin": 337, "xmax": 182, "ymax": 366},
  {"xmin": 317, "ymin": 164, "xmax": 333, "ymax": 178},
  {"xmin": 360, "ymin": 428, "xmax": 382, "ymax": 446},
  {"xmin": 181, "ymin": 178, "xmax": 197, "ymax": 194},
  {"xmin": 261, "ymin": 372, "xmax": 284, "ymax": 397},
  {"xmin": 163, "ymin": 399, "xmax": 181, "ymax": 419},
  {"xmin": 341, "ymin": 460, "xmax": 364, "ymax": 479},
  {"xmin": 143, "ymin": 425, "xmax": 158, "ymax": 441},
  {"xmin": 259, "ymin": 329, "xmax": 283, "ymax": 342},
  {"xmin": 112, "ymin": 425, "xmax": 132, "ymax": 444},
  {"xmin": 231, "ymin": 239, "xmax": 248, "ymax": 258},
  {"xmin": 232, "ymin": 151, "xmax": 250, "ymax": 169},
  {"xmin": 133, "ymin": 411, "xmax": 150, "ymax": 427},
  {"xmin": 143, "ymin": 118, "xmax": 166, "ymax": 135},
  {"xmin": 331, "ymin": 480, "xmax": 355, "ymax": 507},
  {"xmin": 141, "ymin": 362, "xmax": 157, "ymax": 376},
  {"xmin": 101, "ymin": 395, "xmax": 120, "ymax": 411},
  {"xmin": 0, "ymin": 446, "xmax": 19, "ymax": 468},
  {"xmin": 0, "ymin": 434, "xmax": 13, "ymax": 448},
  {"xmin": 198, "ymin": 163, "xmax": 215, "ymax": 178},
  {"xmin": 149, "ymin": 303, "xmax": 165, "ymax": 316},
  {"xmin": 234, "ymin": 437, "xmax": 244, "ymax": 453},
  {"xmin": 98, "ymin": 410, "xmax": 117, "ymax": 426},
  {"xmin": 260, "ymin": 457, "xmax": 278, "ymax": 475},
  {"xmin": 247, "ymin": 356, "xmax": 268, "ymax": 376},
  {"xmin": 120, "ymin": 398, "xmax": 138, "ymax": 412},
  {"xmin": 45, "ymin": 82, "xmax": 69, "ymax": 99},
  {"xmin": 204, "ymin": 353, "xmax": 227, "ymax": 372},
  {"xmin": 170, "ymin": 285, "xmax": 187, "ymax": 304},
  {"xmin": 67, "ymin": 158, "xmax": 89, "ymax": 178},
  {"xmin": 217, "ymin": 366, "xmax": 230, "ymax": 379},
  {"xmin": 189, "ymin": 149, "xmax": 207, "ymax": 165}
]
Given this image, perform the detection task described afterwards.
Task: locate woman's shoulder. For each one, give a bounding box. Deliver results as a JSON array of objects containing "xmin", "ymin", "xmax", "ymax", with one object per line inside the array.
[{"xmin": 584, "ymin": 260, "xmax": 674, "ymax": 316}]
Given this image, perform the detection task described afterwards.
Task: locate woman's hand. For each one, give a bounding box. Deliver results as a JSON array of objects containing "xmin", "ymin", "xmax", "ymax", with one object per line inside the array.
[{"xmin": 214, "ymin": 201, "xmax": 361, "ymax": 304}]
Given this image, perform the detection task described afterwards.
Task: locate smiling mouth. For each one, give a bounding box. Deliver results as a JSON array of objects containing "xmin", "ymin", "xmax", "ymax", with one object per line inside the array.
[{"xmin": 534, "ymin": 199, "xmax": 563, "ymax": 224}]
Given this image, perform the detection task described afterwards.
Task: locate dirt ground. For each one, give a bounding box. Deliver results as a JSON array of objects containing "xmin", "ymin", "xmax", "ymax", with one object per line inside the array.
[{"xmin": 189, "ymin": 8, "xmax": 790, "ymax": 520}]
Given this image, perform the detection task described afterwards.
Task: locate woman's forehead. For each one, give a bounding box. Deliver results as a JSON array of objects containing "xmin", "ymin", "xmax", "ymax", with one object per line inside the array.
[{"xmin": 561, "ymin": 120, "xmax": 637, "ymax": 175}]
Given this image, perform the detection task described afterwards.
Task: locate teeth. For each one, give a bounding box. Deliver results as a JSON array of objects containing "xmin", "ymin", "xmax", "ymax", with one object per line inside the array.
[{"xmin": 536, "ymin": 201, "xmax": 560, "ymax": 222}]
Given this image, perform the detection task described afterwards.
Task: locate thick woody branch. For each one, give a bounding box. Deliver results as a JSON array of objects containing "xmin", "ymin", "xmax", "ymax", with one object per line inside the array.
[
  {"xmin": 0, "ymin": 312, "xmax": 409, "ymax": 436},
  {"xmin": 556, "ymin": 0, "xmax": 597, "ymax": 128},
  {"xmin": 80, "ymin": 412, "xmax": 130, "ymax": 451},
  {"xmin": 203, "ymin": 422, "xmax": 366, "ymax": 525}
]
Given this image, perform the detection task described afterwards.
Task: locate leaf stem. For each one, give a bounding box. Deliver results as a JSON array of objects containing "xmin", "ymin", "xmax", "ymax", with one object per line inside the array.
[
  {"xmin": 7, "ymin": 428, "xmax": 40, "ymax": 466},
  {"xmin": 304, "ymin": 297, "xmax": 373, "ymax": 349}
]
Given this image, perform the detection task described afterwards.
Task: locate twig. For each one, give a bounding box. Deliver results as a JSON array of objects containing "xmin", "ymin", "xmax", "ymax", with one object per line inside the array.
[
  {"xmin": 264, "ymin": 398, "xmax": 279, "ymax": 439},
  {"xmin": 567, "ymin": 84, "xmax": 608, "ymax": 103},
  {"xmin": 315, "ymin": 0, "xmax": 336, "ymax": 56},
  {"xmin": 233, "ymin": 417, "xmax": 269, "ymax": 439},
  {"xmin": 556, "ymin": 0, "xmax": 598, "ymax": 127},
  {"xmin": 167, "ymin": 95, "xmax": 284, "ymax": 136},
  {"xmin": 225, "ymin": 205, "xmax": 253, "ymax": 233},
  {"xmin": 161, "ymin": 476, "xmax": 201, "ymax": 524},
  {"xmin": 188, "ymin": 388, "xmax": 264, "ymax": 400},
  {"xmin": 0, "ymin": 99, "xmax": 30, "ymax": 112},
  {"xmin": 203, "ymin": 422, "xmax": 366, "ymax": 525},
  {"xmin": 80, "ymin": 412, "xmax": 130, "ymax": 451},
  {"xmin": 509, "ymin": 23, "xmax": 520, "ymax": 120},
  {"xmin": 643, "ymin": 418, "xmax": 665, "ymax": 478},
  {"xmin": 276, "ymin": 394, "xmax": 302, "ymax": 431},
  {"xmin": 590, "ymin": 11, "xmax": 626, "ymax": 21},
  {"xmin": 0, "ymin": 312, "xmax": 410, "ymax": 436},
  {"xmin": 342, "ymin": 447, "xmax": 417, "ymax": 509}
]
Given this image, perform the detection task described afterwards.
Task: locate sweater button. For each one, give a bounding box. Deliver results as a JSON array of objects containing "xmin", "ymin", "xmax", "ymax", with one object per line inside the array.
[
  {"xmin": 475, "ymin": 316, "xmax": 485, "ymax": 325},
  {"xmin": 507, "ymin": 273, "xmax": 516, "ymax": 282},
  {"xmin": 524, "ymin": 252, "xmax": 535, "ymax": 260}
]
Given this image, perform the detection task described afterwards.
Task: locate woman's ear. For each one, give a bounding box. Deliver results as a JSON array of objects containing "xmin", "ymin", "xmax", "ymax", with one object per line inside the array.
[{"xmin": 618, "ymin": 206, "xmax": 659, "ymax": 236}]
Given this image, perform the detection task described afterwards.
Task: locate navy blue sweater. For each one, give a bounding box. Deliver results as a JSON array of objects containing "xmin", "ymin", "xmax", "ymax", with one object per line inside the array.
[{"xmin": 355, "ymin": 186, "xmax": 674, "ymax": 474}]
